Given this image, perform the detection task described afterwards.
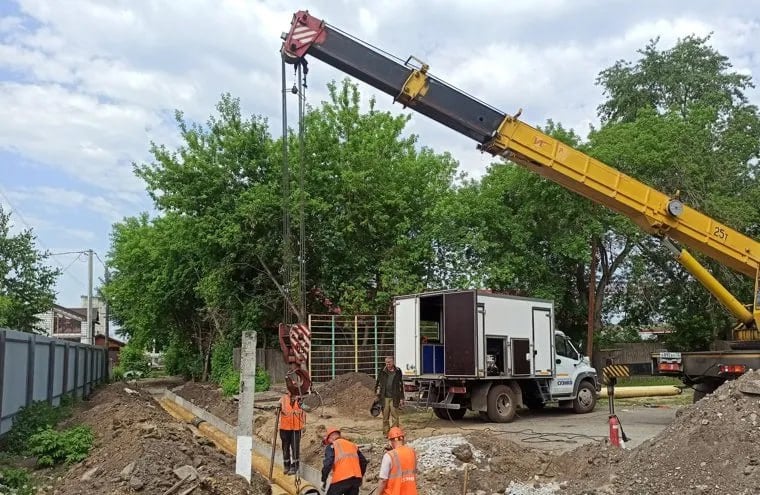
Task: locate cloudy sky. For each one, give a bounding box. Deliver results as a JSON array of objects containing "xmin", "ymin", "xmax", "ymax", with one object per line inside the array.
[{"xmin": 1, "ymin": 0, "xmax": 758, "ymax": 308}]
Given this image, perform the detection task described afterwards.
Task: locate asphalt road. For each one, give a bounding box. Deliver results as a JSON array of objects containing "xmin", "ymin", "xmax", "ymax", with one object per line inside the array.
[{"xmin": 442, "ymin": 404, "xmax": 678, "ymax": 453}]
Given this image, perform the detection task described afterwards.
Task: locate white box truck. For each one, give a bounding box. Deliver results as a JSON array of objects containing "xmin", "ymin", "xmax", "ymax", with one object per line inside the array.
[{"xmin": 394, "ymin": 289, "xmax": 600, "ymax": 422}]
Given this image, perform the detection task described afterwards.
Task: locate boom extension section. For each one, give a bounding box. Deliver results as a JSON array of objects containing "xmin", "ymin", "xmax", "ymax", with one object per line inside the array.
[{"xmin": 281, "ymin": 10, "xmax": 760, "ymax": 341}]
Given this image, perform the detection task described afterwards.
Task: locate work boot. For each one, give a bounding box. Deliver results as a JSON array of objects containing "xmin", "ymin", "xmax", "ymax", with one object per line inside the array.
[{"xmin": 287, "ymin": 466, "xmax": 297, "ymax": 475}]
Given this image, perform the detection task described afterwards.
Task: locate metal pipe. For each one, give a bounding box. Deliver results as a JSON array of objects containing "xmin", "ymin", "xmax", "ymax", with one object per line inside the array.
[
  {"xmin": 599, "ymin": 385, "xmax": 682, "ymax": 398},
  {"xmin": 270, "ymin": 406, "xmax": 281, "ymax": 481},
  {"xmin": 157, "ymin": 399, "xmax": 319, "ymax": 494},
  {"xmin": 663, "ymin": 239, "xmax": 754, "ymax": 327}
]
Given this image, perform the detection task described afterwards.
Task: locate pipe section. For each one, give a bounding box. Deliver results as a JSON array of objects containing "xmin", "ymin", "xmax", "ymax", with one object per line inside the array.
[
  {"xmin": 157, "ymin": 398, "xmax": 320, "ymax": 495},
  {"xmin": 600, "ymin": 385, "xmax": 682, "ymax": 398}
]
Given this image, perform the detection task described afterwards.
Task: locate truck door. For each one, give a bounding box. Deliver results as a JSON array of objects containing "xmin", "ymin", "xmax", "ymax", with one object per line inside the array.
[
  {"xmin": 394, "ymin": 297, "xmax": 419, "ymax": 376},
  {"xmin": 532, "ymin": 307, "xmax": 553, "ymax": 375},
  {"xmin": 443, "ymin": 291, "xmax": 476, "ymax": 376},
  {"xmin": 550, "ymin": 333, "xmax": 578, "ymax": 396}
]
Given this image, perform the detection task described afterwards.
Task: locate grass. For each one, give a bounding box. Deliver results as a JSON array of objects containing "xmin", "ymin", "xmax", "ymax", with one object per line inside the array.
[
  {"xmin": 612, "ymin": 376, "xmax": 684, "ymax": 387},
  {"xmin": 598, "ymin": 388, "xmax": 694, "ymax": 408}
]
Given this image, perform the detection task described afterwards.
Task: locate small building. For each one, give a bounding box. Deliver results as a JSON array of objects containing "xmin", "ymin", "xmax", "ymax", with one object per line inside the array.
[
  {"xmin": 94, "ymin": 334, "xmax": 126, "ymax": 365},
  {"xmin": 35, "ymin": 304, "xmax": 101, "ymax": 344}
]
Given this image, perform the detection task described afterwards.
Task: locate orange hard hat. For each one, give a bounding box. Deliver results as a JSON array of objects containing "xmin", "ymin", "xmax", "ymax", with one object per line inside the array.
[
  {"xmin": 323, "ymin": 427, "xmax": 341, "ymax": 445},
  {"xmin": 387, "ymin": 426, "xmax": 404, "ymax": 440}
]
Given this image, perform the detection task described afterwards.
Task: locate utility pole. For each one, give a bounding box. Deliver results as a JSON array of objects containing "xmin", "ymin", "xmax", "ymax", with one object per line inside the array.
[
  {"xmin": 104, "ymin": 267, "xmax": 110, "ymax": 368},
  {"xmin": 586, "ymin": 238, "xmax": 597, "ymax": 360},
  {"xmin": 86, "ymin": 249, "xmax": 93, "ymax": 345}
]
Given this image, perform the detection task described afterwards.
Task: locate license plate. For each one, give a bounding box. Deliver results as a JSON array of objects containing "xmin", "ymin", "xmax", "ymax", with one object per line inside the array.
[{"xmin": 659, "ymin": 352, "xmax": 681, "ymax": 360}]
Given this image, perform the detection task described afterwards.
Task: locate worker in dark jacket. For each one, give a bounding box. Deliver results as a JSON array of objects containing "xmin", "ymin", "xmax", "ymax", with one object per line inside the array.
[
  {"xmin": 321, "ymin": 427, "xmax": 368, "ymax": 495},
  {"xmin": 375, "ymin": 356, "xmax": 404, "ymax": 435}
]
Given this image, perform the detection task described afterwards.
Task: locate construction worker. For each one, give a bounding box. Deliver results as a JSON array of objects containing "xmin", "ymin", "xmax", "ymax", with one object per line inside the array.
[
  {"xmin": 375, "ymin": 356, "xmax": 404, "ymax": 436},
  {"xmin": 378, "ymin": 426, "xmax": 418, "ymax": 495},
  {"xmin": 279, "ymin": 390, "xmax": 305, "ymax": 475},
  {"xmin": 321, "ymin": 427, "xmax": 368, "ymax": 495}
]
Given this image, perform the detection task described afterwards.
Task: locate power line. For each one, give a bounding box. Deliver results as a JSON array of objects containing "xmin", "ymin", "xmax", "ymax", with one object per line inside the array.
[
  {"xmin": 93, "ymin": 251, "xmax": 106, "ymax": 269},
  {"xmin": 60, "ymin": 253, "xmax": 85, "ymax": 274},
  {"xmin": 50, "ymin": 250, "xmax": 89, "ymax": 256},
  {"xmin": 0, "ymin": 185, "xmax": 67, "ymax": 272}
]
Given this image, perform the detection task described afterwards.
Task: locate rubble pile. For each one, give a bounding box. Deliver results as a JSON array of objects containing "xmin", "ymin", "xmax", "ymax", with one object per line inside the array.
[
  {"xmin": 559, "ymin": 369, "xmax": 760, "ymax": 494},
  {"xmin": 311, "ymin": 372, "xmax": 378, "ymax": 415},
  {"xmin": 52, "ymin": 384, "xmax": 268, "ymax": 495}
]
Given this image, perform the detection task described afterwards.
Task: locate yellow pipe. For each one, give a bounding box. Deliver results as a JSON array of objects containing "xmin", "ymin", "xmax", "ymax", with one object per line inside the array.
[
  {"xmin": 673, "ymin": 247, "xmax": 755, "ymax": 327},
  {"xmin": 600, "ymin": 386, "xmax": 682, "ymax": 398},
  {"xmin": 157, "ymin": 398, "xmax": 319, "ymax": 494}
]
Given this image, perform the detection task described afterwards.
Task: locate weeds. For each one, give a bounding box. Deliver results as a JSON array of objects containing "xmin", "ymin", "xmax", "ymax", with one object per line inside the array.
[
  {"xmin": 3, "ymin": 400, "xmax": 72, "ymax": 455},
  {"xmin": 28, "ymin": 426, "xmax": 94, "ymax": 467},
  {"xmin": 0, "ymin": 466, "xmax": 34, "ymax": 495}
]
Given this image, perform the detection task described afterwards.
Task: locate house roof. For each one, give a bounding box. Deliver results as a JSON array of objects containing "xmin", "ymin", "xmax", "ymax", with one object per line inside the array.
[
  {"xmin": 68, "ymin": 307, "xmax": 99, "ymax": 321},
  {"xmin": 95, "ymin": 333, "xmax": 126, "ymax": 346},
  {"xmin": 52, "ymin": 304, "xmax": 86, "ymax": 321}
]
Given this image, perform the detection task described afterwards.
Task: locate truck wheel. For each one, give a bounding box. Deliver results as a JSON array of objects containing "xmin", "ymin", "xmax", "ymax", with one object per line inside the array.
[
  {"xmin": 572, "ymin": 381, "xmax": 596, "ymax": 414},
  {"xmin": 433, "ymin": 407, "xmax": 466, "ymax": 420},
  {"xmin": 487, "ymin": 384, "xmax": 517, "ymax": 423}
]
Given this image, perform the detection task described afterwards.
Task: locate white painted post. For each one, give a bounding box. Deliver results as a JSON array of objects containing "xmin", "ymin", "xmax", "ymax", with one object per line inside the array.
[{"xmin": 236, "ymin": 331, "xmax": 257, "ymax": 482}]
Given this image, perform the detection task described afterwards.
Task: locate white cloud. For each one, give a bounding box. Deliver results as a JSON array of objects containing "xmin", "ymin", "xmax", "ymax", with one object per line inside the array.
[
  {"xmin": 6, "ymin": 186, "xmax": 130, "ymax": 223},
  {"xmin": 1, "ymin": 0, "xmax": 759, "ymax": 306}
]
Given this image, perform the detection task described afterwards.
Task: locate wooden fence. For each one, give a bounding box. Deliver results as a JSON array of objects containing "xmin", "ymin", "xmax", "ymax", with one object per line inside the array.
[{"xmin": 593, "ymin": 342, "xmax": 668, "ymax": 375}]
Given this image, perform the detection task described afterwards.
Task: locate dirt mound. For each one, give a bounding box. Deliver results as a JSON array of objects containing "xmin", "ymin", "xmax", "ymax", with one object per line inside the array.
[
  {"xmin": 408, "ymin": 433, "xmax": 553, "ymax": 495},
  {"xmin": 558, "ymin": 370, "xmax": 760, "ymax": 494},
  {"xmin": 174, "ymin": 381, "xmax": 240, "ymax": 426},
  {"xmin": 52, "ymin": 383, "xmax": 269, "ymax": 494},
  {"xmin": 309, "ymin": 372, "xmax": 378, "ymax": 416}
]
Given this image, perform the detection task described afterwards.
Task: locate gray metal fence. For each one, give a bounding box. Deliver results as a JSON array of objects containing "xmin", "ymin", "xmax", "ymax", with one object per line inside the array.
[{"xmin": 0, "ymin": 328, "xmax": 108, "ymax": 434}]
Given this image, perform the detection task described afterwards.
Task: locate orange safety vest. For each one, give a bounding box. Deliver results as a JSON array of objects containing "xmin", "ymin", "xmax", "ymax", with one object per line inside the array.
[
  {"xmin": 382, "ymin": 445, "xmax": 417, "ymax": 495},
  {"xmin": 279, "ymin": 396, "xmax": 305, "ymax": 431},
  {"xmin": 331, "ymin": 438, "xmax": 363, "ymax": 483}
]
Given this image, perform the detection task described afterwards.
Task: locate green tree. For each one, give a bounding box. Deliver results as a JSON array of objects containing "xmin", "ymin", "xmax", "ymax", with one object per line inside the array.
[
  {"xmin": 105, "ymin": 80, "xmax": 457, "ymax": 378},
  {"xmin": 590, "ymin": 35, "xmax": 760, "ymax": 347},
  {"xmin": 0, "ymin": 207, "xmax": 60, "ymax": 332}
]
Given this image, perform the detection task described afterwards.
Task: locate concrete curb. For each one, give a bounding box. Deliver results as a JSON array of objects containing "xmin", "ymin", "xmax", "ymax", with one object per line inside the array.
[{"xmin": 161, "ymin": 389, "xmax": 323, "ymax": 488}]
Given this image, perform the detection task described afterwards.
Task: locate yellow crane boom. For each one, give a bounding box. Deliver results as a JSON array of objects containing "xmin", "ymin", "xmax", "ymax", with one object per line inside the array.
[{"xmin": 280, "ymin": 10, "xmax": 760, "ymax": 341}]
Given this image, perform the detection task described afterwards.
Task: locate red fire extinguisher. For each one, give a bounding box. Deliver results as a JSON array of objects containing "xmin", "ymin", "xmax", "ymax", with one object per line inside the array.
[{"xmin": 608, "ymin": 415, "xmax": 622, "ymax": 448}]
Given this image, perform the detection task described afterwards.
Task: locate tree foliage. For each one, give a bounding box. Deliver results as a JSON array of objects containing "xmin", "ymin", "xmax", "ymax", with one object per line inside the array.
[
  {"xmin": 590, "ymin": 35, "xmax": 760, "ymax": 348},
  {"xmin": 105, "ymin": 80, "xmax": 457, "ymax": 378},
  {"xmin": 0, "ymin": 207, "xmax": 60, "ymax": 332},
  {"xmin": 106, "ymin": 35, "xmax": 760, "ymax": 363}
]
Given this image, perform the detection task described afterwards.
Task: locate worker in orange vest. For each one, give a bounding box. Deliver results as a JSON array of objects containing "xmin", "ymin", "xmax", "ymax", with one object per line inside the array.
[
  {"xmin": 321, "ymin": 427, "xmax": 368, "ymax": 495},
  {"xmin": 279, "ymin": 390, "xmax": 305, "ymax": 475},
  {"xmin": 378, "ymin": 426, "xmax": 418, "ymax": 495}
]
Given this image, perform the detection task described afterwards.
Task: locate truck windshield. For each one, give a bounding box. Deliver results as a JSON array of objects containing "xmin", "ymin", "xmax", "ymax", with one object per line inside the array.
[{"xmin": 555, "ymin": 334, "xmax": 579, "ymax": 359}]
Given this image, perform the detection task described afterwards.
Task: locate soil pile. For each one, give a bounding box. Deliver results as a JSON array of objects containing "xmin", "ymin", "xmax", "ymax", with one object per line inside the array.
[
  {"xmin": 173, "ymin": 381, "xmax": 239, "ymax": 426},
  {"xmin": 558, "ymin": 370, "xmax": 760, "ymax": 494},
  {"xmin": 51, "ymin": 383, "xmax": 269, "ymax": 494},
  {"xmin": 310, "ymin": 372, "xmax": 378, "ymax": 416},
  {"xmin": 410, "ymin": 433, "xmax": 554, "ymax": 495}
]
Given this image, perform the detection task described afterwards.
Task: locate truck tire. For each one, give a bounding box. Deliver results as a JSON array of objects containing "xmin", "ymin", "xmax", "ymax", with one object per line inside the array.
[
  {"xmin": 487, "ymin": 384, "xmax": 517, "ymax": 423},
  {"xmin": 572, "ymin": 381, "xmax": 596, "ymax": 414},
  {"xmin": 433, "ymin": 407, "xmax": 466, "ymax": 420},
  {"xmin": 692, "ymin": 389, "xmax": 706, "ymax": 403}
]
